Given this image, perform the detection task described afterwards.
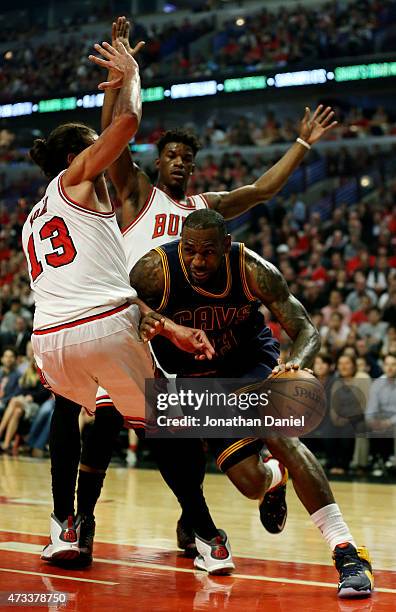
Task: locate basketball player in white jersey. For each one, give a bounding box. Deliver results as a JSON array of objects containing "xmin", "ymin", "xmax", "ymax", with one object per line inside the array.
[{"xmin": 23, "ymin": 39, "xmax": 214, "ymax": 563}]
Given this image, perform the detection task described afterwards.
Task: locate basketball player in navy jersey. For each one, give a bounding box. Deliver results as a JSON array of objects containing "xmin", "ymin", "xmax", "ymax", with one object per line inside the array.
[
  {"xmin": 46, "ymin": 17, "xmax": 339, "ymax": 572},
  {"xmin": 96, "ymin": 15, "xmax": 338, "ymax": 550},
  {"xmin": 131, "ymin": 209, "xmax": 374, "ymax": 598}
]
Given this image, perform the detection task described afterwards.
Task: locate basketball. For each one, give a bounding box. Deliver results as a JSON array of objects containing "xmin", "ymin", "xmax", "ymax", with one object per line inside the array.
[{"xmin": 256, "ymin": 369, "xmax": 327, "ymax": 437}]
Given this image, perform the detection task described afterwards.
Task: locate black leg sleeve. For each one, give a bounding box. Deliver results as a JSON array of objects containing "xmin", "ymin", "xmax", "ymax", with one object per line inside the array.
[{"xmin": 49, "ymin": 395, "xmax": 81, "ymax": 522}]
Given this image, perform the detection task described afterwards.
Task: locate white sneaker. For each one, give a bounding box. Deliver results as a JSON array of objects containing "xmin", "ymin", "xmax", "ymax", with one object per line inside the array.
[
  {"xmin": 126, "ymin": 449, "xmax": 137, "ymax": 468},
  {"xmin": 194, "ymin": 529, "xmax": 235, "ymax": 575},
  {"xmin": 41, "ymin": 514, "xmax": 81, "ymax": 562}
]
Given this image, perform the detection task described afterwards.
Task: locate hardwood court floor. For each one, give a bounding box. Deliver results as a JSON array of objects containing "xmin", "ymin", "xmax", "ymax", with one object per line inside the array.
[{"xmin": 0, "ymin": 455, "xmax": 395, "ymax": 611}]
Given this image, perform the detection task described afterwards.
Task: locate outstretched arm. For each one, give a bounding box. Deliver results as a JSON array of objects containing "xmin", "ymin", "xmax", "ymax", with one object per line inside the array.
[
  {"xmin": 130, "ymin": 251, "xmax": 214, "ymax": 360},
  {"xmin": 244, "ymin": 248, "xmax": 320, "ymax": 369},
  {"xmin": 204, "ymin": 106, "xmax": 337, "ymax": 220},
  {"xmin": 64, "ymin": 41, "xmax": 142, "ymax": 187},
  {"xmin": 101, "ymin": 16, "xmax": 152, "ymax": 227}
]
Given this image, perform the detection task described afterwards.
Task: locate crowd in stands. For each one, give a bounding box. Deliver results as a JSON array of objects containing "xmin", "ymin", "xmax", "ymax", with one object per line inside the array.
[
  {"xmin": 1, "ymin": 0, "xmax": 396, "ymax": 102},
  {"xmin": 250, "ymin": 185, "xmax": 396, "ymax": 478},
  {"xmin": 1, "ymin": 137, "xmax": 396, "ymax": 476},
  {"xmin": 171, "ymin": 0, "xmax": 396, "ymax": 79},
  {"xmin": 140, "ymin": 106, "xmax": 396, "ymax": 149}
]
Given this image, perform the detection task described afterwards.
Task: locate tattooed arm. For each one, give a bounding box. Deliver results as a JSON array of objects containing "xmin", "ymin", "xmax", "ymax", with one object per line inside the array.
[
  {"xmin": 244, "ymin": 248, "xmax": 320, "ymax": 369},
  {"xmin": 130, "ymin": 250, "xmax": 165, "ymax": 311},
  {"xmin": 130, "ymin": 251, "xmax": 214, "ymax": 359}
]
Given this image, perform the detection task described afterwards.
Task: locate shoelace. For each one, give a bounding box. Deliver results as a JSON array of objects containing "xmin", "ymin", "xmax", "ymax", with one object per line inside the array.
[{"xmin": 336, "ymin": 553, "xmax": 364, "ymax": 578}]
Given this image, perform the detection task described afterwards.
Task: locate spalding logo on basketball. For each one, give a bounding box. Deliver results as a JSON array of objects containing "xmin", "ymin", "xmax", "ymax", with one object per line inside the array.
[{"xmin": 254, "ymin": 370, "xmax": 326, "ymax": 437}]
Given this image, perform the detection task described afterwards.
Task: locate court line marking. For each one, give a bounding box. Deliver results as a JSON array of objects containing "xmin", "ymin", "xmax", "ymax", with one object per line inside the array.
[
  {"xmin": 0, "ymin": 542, "xmax": 395, "ymax": 595},
  {"xmin": 2, "ymin": 529, "xmax": 396, "ymax": 573},
  {"xmin": 0, "ymin": 567, "xmax": 117, "ymax": 585},
  {"xmin": 94, "ymin": 558, "xmax": 396, "ymax": 594}
]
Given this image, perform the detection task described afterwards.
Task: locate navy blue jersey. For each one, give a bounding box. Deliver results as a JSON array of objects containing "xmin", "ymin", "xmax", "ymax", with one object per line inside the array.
[{"xmin": 151, "ymin": 241, "xmax": 280, "ymax": 377}]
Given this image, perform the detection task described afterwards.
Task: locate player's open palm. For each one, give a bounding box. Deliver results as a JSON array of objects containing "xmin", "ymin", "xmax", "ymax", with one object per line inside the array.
[
  {"xmin": 88, "ymin": 40, "xmax": 139, "ymax": 90},
  {"xmin": 112, "ymin": 15, "xmax": 144, "ymax": 57},
  {"xmin": 299, "ymin": 105, "xmax": 338, "ymax": 145},
  {"xmin": 171, "ymin": 326, "xmax": 215, "ymax": 361},
  {"xmin": 105, "ymin": 16, "xmax": 145, "ymax": 88}
]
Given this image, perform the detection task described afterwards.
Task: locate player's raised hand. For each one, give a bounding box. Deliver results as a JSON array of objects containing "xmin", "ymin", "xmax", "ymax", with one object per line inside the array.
[
  {"xmin": 298, "ymin": 105, "xmax": 338, "ymax": 145},
  {"xmin": 112, "ymin": 15, "xmax": 145, "ymax": 58},
  {"xmin": 169, "ymin": 325, "xmax": 215, "ymax": 360},
  {"xmin": 88, "ymin": 40, "xmax": 139, "ymax": 90},
  {"xmin": 139, "ymin": 312, "xmax": 165, "ymax": 342}
]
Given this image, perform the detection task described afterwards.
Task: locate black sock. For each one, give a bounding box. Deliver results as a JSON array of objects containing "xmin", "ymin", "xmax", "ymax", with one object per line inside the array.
[
  {"xmin": 151, "ymin": 438, "xmax": 218, "ymax": 540},
  {"xmin": 77, "ymin": 405, "xmax": 123, "ymax": 517},
  {"xmin": 50, "ymin": 395, "xmax": 81, "ymax": 522}
]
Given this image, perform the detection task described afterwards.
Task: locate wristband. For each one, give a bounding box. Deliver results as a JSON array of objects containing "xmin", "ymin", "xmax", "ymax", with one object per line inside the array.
[{"xmin": 296, "ymin": 137, "xmax": 311, "ymax": 150}]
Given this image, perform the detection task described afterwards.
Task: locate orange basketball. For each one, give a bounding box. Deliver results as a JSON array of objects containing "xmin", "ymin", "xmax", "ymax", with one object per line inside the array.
[{"xmin": 255, "ymin": 369, "xmax": 327, "ymax": 437}]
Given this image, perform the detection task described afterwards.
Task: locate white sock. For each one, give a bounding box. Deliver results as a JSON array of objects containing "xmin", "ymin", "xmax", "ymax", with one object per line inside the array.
[
  {"xmin": 264, "ymin": 457, "xmax": 283, "ymax": 491},
  {"xmin": 310, "ymin": 503, "xmax": 356, "ymax": 551}
]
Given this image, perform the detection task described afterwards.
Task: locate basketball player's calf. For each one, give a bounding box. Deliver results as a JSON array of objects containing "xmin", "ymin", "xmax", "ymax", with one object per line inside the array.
[
  {"xmin": 213, "ymin": 438, "xmax": 288, "ymax": 534},
  {"xmin": 266, "ymin": 436, "xmax": 374, "ymax": 598},
  {"xmin": 226, "ymin": 453, "xmax": 288, "ymax": 534},
  {"xmin": 41, "ymin": 396, "xmax": 82, "ymax": 564}
]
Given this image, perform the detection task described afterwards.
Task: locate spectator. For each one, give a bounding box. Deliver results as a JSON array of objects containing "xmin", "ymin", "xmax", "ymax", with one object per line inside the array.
[
  {"xmin": 0, "ymin": 347, "xmax": 20, "ymax": 415},
  {"xmin": 13, "ymin": 316, "xmax": 31, "ymax": 356},
  {"xmin": 0, "ymin": 298, "xmax": 32, "ymax": 334},
  {"xmin": 345, "ymin": 272, "xmax": 377, "ymax": 311},
  {"xmin": 358, "ymin": 307, "xmax": 389, "ymax": 350},
  {"xmin": 378, "ymin": 272, "xmax": 396, "ymax": 309},
  {"xmin": 350, "ymin": 295, "xmax": 372, "ymax": 326},
  {"xmin": 0, "ymin": 352, "xmax": 50, "ymax": 453},
  {"xmin": 355, "ymin": 338, "xmax": 383, "ymax": 378},
  {"xmin": 26, "ymin": 395, "xmax": 55, "ymax": 458},
  {"xmin": 381, "ymin": 326, "xmax": 396, "ymax": 358},
  {"xmin": 367, "ymin": 254, "xmax": 390, "ymax": 295},
  {"xmin": 321, "ymin": 290, "xmax": 352, "ymax": 325},
  {"xmin": 383, "ymin": 291, "xmax": 396, "ymax": 328},
  {"xmin": 289, "ymin": 193, "xmax": 306, "ymax": 228},
  {"xmin": 320, "ymin": 312, "xmax": 351, "ymax": 355},
  {"xmin": 366, "ymin": 353, "xmax": 396, "ymax": 474},
  {"xmin": 325, "ymin": 355, "xmax": 362, "ymax": 475}
]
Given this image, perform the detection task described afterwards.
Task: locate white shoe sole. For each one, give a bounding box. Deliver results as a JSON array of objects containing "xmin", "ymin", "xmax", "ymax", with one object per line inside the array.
[
  {"xmin": 41, "ymin": 544, "xmax": 80, "ymax": 562},
  {"xmin": 194, "ymin": 554, "xmax": 235, "ymax": 575},
  {"xmin": 338, "ymin": 587, "xmax": 373, "ymax": 598}
]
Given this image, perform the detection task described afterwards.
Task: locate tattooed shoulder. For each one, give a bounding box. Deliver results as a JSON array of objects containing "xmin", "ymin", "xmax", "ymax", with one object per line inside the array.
[
  {"xmin": 244, "ymin": 247, "xmax": 289, "ymax": 303},
  {"xmin": 129, "ymin": 249, "xmax": 165, "ymax": 307}
]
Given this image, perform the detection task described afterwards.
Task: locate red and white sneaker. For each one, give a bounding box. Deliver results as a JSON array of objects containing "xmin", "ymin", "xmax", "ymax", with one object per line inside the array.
[
  {"xmin": 194, "ymin": 529, "xmax": 235, "ymax": 575},
  {"xmin": 41, "ymin": 514, "xmax": 81, "ymax": 563}
]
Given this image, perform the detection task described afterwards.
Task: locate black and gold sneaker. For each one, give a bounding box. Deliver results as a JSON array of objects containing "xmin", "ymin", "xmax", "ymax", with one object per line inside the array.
[{"xmin": 333, "ymin": 542, "xmax": 374, "ymax": 598}]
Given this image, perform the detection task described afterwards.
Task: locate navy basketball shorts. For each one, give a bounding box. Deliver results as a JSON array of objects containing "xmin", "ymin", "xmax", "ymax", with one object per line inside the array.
[{"xmin": 205, "ymin": 360, "xmax": 276, "ymax": 472}]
